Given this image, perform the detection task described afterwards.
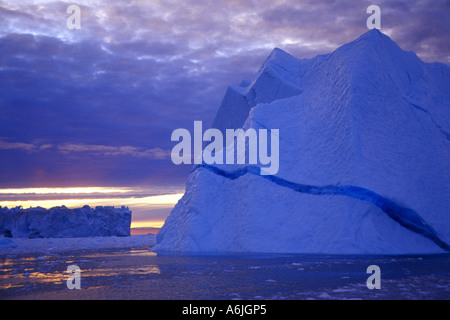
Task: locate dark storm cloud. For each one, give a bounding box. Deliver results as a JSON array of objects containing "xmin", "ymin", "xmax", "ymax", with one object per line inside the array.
[{"xmin": 0, "ymin": 0, "xmax": 448, "ymax": 187}]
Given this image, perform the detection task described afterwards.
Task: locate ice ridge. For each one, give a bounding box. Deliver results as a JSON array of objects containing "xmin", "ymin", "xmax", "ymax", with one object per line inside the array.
[{"xmin": 193, "ymin": 164, "xmax": 450, "ymax": 252}]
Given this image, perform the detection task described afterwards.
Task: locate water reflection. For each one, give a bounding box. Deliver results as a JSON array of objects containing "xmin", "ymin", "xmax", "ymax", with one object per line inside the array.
[
  {"xmin": 1, "ymin": 249, "xmax": 449, "ymax": 299},
  {"xmin": 0, "ymin": 249, "xmax": 160, "ymax": 294}
]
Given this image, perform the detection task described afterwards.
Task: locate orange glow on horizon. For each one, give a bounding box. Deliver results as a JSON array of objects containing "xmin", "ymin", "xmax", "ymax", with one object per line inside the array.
[
  {"xmin": 0, "ymin": 187, "xmax": 134, "ymax": 195},
  {"xmin": 0, "ymin": 194, "xmax": 183, "ymax": 209},
  {"xmin": 130, "ymin": 220, "xmax": 165, "ymax": 229},
  {"xmin": 0, "ymin": 187, "xmax": 184, "ymax": 229}
]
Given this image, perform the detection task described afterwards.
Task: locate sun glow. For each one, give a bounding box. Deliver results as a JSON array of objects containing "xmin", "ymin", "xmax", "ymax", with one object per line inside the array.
[
  {"xmin": 0, "ymin": 187, "xmax": 133, "ymax": 195},
  {"xmin": 130, "ymin": 220, "xmax": 165, "ymax": 229},
  {"xmin": 0, "ymin": 194, "xmax": 183, "ymax": 209},
  {"xmin": 0, "ymin": 187, "xmax": 184, "ymax": 229}
]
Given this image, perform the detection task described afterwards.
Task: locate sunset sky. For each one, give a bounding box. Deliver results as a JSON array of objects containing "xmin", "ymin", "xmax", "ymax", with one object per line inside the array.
[{"xmin": 0, "ymin": 0, "xmax": 448, "ymax": 227}]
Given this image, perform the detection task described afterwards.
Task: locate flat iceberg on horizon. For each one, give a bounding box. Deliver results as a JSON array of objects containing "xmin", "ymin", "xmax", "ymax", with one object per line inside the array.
[{"xmin": 0, "ymin": 205, "xmax": 131, "ymax": 238}]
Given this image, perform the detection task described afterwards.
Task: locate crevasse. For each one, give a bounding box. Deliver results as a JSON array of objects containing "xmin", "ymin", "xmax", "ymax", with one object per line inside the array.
[{"xmin": 194, "ymin": 164, "xmax": 450, "ymax": 252}]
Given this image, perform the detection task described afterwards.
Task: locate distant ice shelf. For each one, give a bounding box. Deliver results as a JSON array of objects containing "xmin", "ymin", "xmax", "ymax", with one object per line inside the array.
[{"xmin": 0, "ymin": 205, "xmax": 131, "ymax": 238}]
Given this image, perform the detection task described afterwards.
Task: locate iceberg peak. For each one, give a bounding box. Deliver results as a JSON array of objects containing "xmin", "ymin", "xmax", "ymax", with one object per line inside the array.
[
  {"xmin": 159, "ymin": 31, "xmax": 450, "ymax": 254},
  {"xmin": 268, "ymin": 47, "xmax": 295, "ymax": 60}
]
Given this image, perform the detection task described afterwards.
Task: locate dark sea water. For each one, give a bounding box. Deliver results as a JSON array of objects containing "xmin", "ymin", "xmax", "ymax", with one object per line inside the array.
[{"xmin": 1, "ymin": 248, "xmax": 449, "ymax": 300}]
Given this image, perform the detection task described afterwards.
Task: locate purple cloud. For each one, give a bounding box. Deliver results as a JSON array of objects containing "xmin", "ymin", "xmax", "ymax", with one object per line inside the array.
[{"xmin": 0, "ymin": 0, "xmax": 448, "ymax": 189}]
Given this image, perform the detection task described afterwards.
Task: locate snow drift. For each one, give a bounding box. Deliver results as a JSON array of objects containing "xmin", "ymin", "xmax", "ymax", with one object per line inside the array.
[
  {"xmin": 0, "ymin": 205, "xmax": 131, "ymax": 238},
  {"xmin": 156, "ymin": 30, "xmax": 450, "ymax": 254}
]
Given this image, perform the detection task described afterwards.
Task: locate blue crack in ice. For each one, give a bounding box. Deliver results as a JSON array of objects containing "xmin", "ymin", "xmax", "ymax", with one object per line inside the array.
[{"xmin": 193, "ymin": 164, "xmax": 450, "ymax": 252}]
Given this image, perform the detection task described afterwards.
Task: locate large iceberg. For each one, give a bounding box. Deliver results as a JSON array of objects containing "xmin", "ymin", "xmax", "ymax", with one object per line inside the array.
[
  {"xmin": 156, "ymin": 30, "xmax": 450, "ymax": 254},
  {"xmin": 0, "ymin": 205, "xmax": 131, "ymax": 238}
]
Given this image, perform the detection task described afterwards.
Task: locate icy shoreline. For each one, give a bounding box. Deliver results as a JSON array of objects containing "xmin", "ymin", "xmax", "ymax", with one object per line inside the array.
[{"xmin": 0, "ymin": 235, "xmax": 156, "ymax": 255}]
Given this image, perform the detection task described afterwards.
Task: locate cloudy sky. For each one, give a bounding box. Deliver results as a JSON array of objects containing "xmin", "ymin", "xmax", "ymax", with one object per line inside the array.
[{"xmin": 0, "ymin": 0, "xmax": 449, "ymax": 191}]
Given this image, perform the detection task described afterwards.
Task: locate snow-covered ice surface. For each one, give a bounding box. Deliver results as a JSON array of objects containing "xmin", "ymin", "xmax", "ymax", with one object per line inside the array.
[
  {"xmin": 0, "ymin": 240, "xmax": 449, "ymax": 300},
  {"xmin": 156, "ymin": 30, "xmax": 450, "ymax": 254},
  {"xmin": 0, "ymin": 235, "xmax": 155, "ymax": 255}
]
